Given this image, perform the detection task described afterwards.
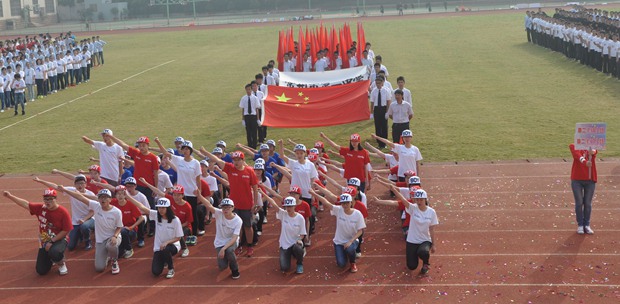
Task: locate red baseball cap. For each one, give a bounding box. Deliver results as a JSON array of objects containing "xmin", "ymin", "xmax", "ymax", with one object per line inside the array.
[
  {"xmin": 404, "ymin": 170, "xmax": 416, "ymax": 177},
  {"xmin": 314, "ymin": 141, "xmax": 324, "ymax": 148},
  {"xmin": 43, "ymin": 188, "xmax": 57, "ymax": 197},
  {"xmin": 343, "ymin": 186, "xmax": 358, "ymax": 197},
  {"xmin": 350, "ymin": 133, "xmax": 361, "ymax": 142},
  {"xmin": 231, "ymin": 151, "xmax": 245, "ymax": 159},
  {"xmin": 308, "ymin": 153, "xmax": 318, "ymax": 162},
  {"xmin": 88, "ymin": 165, "xmax": 101, "ymax": 173},
  {"xmin": 115, "ymin": 185, "xmax": 126, "ymax": 192},
  {"xmin": 289, "ymin": 186, "xmax": 302, "ymax": 195},
  {"xmin": 172, "ymin": 185, "xmax": 184, "ymax": 194},
  {"xmin": 136, "ymin": 136, "xmax": 150, "ymax": 144}
]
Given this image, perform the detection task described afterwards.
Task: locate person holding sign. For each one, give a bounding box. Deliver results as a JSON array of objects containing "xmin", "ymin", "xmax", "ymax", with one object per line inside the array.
[{"xmin": 569, "ymin": 143, "xmax": 597, "ymax": 235}]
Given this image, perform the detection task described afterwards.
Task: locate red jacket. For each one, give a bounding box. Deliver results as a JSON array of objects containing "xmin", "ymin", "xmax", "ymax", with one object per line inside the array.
[{"xmin": 569, "ymin": 144, "xmax": 597, "ymax": 182}]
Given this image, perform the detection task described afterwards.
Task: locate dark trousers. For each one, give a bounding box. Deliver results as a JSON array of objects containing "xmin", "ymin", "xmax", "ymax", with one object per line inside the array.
[
  {"xmin": 257, "ymin": 109, "xmax": 267, "ymax": 143},
  {"xmin": 35, "ymin": 79, "xmax": 45, "ymax": 96},
  {"xmin": 244, "ymin": 114, "xmax": 259, "ymax": 149},
  {"xmin": 57, "ymin": 72, "xmax": 66, "ymax": 89},
  {"xmin": 136, "ymin": 185, "xmax": 155, "ymax": 233},
  {"xmin": 152, "ymin": 244, "xmax": 178, "ymax": 276},
  {"xmin": 406, "ymin": 241, "xmax": 432, "ymax": 270},
  {"xmin": 526, "ymin": 28, "xmax": 531, "ymax": 42},
  {"xmin": 180, "ymin": 227, "xmax": 191, "ymax": 249},
  {"xmin": 36, "ymin": 240, "xmax": 67, "ymax": 275},
  {"xmin": 373, "ymin": 106, "xmax": 388, "ymax": 148},
  {"xmin": 186, "ymin": 196, "xmax": 204, "ymax": 235},
  {"xmin": 119, "ymin": 227, "xmax": 137, "ymax": 257},
  {"xmin": 602, "ymin": 55, "xmax": 609, "ymax": 74},
  {"xmin": 392, "ymin": 122, "xmax": 410, "ymax": 144},
  {"xmin": 279, "ymin": 243, "xmax": 304, "ymax": 271}
]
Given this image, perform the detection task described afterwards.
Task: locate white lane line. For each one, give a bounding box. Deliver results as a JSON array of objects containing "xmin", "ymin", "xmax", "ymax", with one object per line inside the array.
[
  {"xmin": 0, "ymin": 283, "xmax": 617, "ymax": 290},
  {"xmin": 0, "ymin": 60, "xmax": 175, "ymax": 133},
  {"xmin": 3, "ymin": 229, "xmax": 620, "ymax": 241},
  {"xmin": 2, "ymin": 252, "xmax": 619, "ymax": 263}
]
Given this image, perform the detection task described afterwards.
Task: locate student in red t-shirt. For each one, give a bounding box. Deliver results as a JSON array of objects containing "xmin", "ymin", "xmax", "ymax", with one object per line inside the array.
[
  {"xmin": 110, "ymin": 185, "xmax": 144, "ymax": 259},
  {"xmin": 569, "ymin": 143, "xmax": 598, "ymax": 235},
  {"xmin": 320, "ymin": 132, "xmax": 371, "ymax": 192},
  {"xmin": 4, "ymin": 188, "xmax": 72, "ymax": 276},
  {"xmin": 52, "ymin": 166, "xmax": 109, "ymax": 195},
  {"xmin": 110, "ymin": 135, "xmax": 160, "ymax": 235},
  {"xmin": 202, "ymin": 149, "xmax": 259, "ymax": 257}
]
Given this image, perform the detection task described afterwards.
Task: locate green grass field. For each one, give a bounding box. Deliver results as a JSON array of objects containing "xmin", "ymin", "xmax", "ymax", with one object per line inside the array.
[{"xmin": 1, "ymin": 12, "xmax": 619, "ymax": 174}]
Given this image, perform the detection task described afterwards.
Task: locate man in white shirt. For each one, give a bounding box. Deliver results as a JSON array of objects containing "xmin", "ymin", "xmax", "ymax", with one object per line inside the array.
[
  {"xmin": 239, "ymin": 83, "xmax": 261, "ymax": 149},
  {"xmin": 82, "ymin": 129, "xmax": 124, "ymax": 186},
  {"xmin": 395, "ymin": 76, "xmax": 413, "ymax": 110},
  {"xmin": 387, "ymin": 90, "xmax": 414, "ymax": 143},
  {"xmin": 370, "ymin": 75, "xmax": 391, "ymax": 149}
]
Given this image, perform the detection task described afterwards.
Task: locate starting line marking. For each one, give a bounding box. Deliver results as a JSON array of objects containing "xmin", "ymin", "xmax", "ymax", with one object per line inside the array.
[
  {"xmin": 0, "ymin": 60, "xmax": 175, "ymax": 133},
  {"xmin": 2, "ymin": 252, "xmax": 620, "ymax": 263}
]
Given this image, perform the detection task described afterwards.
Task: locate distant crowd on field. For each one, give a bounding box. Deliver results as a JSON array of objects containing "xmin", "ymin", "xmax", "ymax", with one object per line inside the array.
[
  {"xmin": 525, "ymin": 7, "xmax": 620, "ymax": 78},
  {"xmin": 0, "ymin": 32, "xmax": 107, "ymax": 115}
]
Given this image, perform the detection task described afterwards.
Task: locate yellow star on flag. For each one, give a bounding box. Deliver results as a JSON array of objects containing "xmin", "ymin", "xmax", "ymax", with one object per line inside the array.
[
  {"xmin": 298, "ymin": 92, "xmax": 304, "ymax": 97},
  {"xmin": 304, "ymin": 96, "xmax": 310, "ymax": 101},
  {"xmin": 275, "ymin": 93, "xmax": 292, "ymax": 103}
]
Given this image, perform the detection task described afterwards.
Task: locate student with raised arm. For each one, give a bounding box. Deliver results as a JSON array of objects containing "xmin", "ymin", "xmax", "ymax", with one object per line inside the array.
[
  {"xmin": 58, "ymin": 187, "xmax": 123, "ymax": 275},
  {"xmin": 372, "ymin": 185, "xmax": 438, "ymax": 275},
  {"xmin": 108, "ymin": 135, "xmax": 159, "ymax": 217},
  {"xmin": 263, "ymin": 185, "xmax": 312, "ymax": 246},
  {"xmin": 197, "ymin": 191, "xmax": 242, "ymax": 280},
  {"xmin": 279, "ymin": 139, "xmax": 318, "ymax": 213},
  {"xmin": 109, "ymin": 185, "xmax": 144, "ymax": 259},
  {"xmin": 126, "ymin": 195, "xmax": 183, "ymax": 279},
  {"xmin": 202, "ymin": 148, "xmax": 259, "ymax": 257},
  {"xmin": 261, "ymin": 191, "xmax": 307, "ymax": 274},
  {"xmin": 320, "ymin": 132, "xmax": 371, "ymax": 191},
  {"xmin": 33, "ymin": 175, "xmax": 95, "ymax": 251},
  {"xmin": 154, "ymin": 137, "xmax": 201, "ymax": 245},
  {"xmin": 309, "ymin": 189, "xmax": 365, "ymax": 273},
  {"xmin": 365, "ymin": 141, "xmax": 399, "ymax": 186},
  {"xmin": 81, "ymin": 129, "xmax": 124, "ymax": 185},
  {"xmin": 372, "ymin": 130, "xmax": 422, "ymax": 179},
  {"xmin": 52, "ymin": 167, "xmax": 108, "ymax": 196},
  {"xmin": 3, "ymin": 188, "xmax": 72, "ymax": 276},
  {"xmin": 139, "ymin": 177, "xmax": 193, "ymax": 257}
]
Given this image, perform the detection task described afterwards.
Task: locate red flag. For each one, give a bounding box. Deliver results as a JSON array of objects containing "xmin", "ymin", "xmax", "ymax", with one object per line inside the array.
[
  {"xmin": 288, "ymin": 26, "xmax": 295, "ymax": 54},
  {"xmin": 297, "ymin": 27, "xmax": 304, "ymax": 71},
  {"xmin": 277, "ymin": 31, "xmax": 284, "ymax": 71},
  {"xmin": 340, "ymin": 29, "xmax": 349, "ymax": 69},
  {"xmin": 330, "ymin": 25, "xmax": 337, "ymax": 70},
  {"xmin": 357, "ymin": 23, "xmax": 366, "ymax": 66},
  {"xmin": 261, "ymin": 80, "xmax": 371, "ymax": 128},
  {"xmin": 310, "ymin": 30, "xmax": 319, "ymax": 66}
]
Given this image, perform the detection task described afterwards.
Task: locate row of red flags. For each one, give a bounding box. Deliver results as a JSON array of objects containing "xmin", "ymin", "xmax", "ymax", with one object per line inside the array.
[{"xmin": 277, "ymin": 23, "xmax": 366, "ymax": 72}]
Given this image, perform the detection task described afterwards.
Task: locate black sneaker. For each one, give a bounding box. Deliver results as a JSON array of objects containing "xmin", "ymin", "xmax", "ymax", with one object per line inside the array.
[
  {"xmin": 232, "ymin": 270, "xmax": 240, "ymax": 280},
  {"xmin": 420, "ymin": 264, "xmax": 430, "ymax": 275}
]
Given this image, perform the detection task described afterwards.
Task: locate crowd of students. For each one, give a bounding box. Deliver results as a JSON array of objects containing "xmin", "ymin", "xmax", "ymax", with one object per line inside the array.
[
  {"xmin": 3, "ymin": 127, "xmax": 438, "ymax": 280},
  {"xmin": 0, "ymin": 32, "xmax": 107, "ymax": 115},
  {"xmin": 525, "ymin": 7, "xmax": 620, "ymax": 78}
]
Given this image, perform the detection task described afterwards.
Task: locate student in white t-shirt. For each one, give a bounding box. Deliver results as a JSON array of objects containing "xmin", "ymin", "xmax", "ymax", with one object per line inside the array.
[
  {"xmin": 310, "ymin": 191, "xmax": 366, "ymax": 273},
  {"xmin": 374, "ymin": 187, "xmax": 438, "ymax": 275},
  {"xmin": 82, "ymin": 129, "xmax": 124, "ymax": 185},
  {"xmin": 280, "ymin": 142, "xmax": 318, "ymax": 205},
  {"xmin": 372, "ymin": 130, "xmax": 422, "ymax": 180},
  {"xmin": 197, "ymin": 193, "xmax": 242, "ymax": 280},
  {"xmin": 60, "ymin": 188, "xmax": 123, "ymax": 275},
  {"xmin": 127, "ymin": 196, "xmax": 183, "ymax": 279},
  {"xmin": 263, "ymin": 194, "xmax": 307, "ymax": 274}
]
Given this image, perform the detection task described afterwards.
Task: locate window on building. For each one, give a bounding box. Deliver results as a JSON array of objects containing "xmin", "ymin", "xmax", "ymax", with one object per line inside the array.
[
  {"xmin": 45, "ymin": 0, "xmax": 55, "ymax": 13},
  {"xmin": 10, "ymin": 0, "xmax": 21, "ymax": 17}
]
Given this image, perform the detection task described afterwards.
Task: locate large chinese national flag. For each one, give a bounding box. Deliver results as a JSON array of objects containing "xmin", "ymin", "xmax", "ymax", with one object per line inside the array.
[{"xmin": 262, "ymin": 80, "xmax": 371, "ymax": 128}]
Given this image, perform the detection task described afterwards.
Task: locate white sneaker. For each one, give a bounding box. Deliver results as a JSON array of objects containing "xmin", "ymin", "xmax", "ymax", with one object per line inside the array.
[
  {"xmin": 166, "ymin": 269, "xmax": 175, "ymax": 279},
  {"xmin": 123, "ymin": 249, "xmax": 134, "ymax": 259},
  {"xmin": 197, "ymin": 230, "xmax": 205, "ymax": 236},
  {"xmin": 257, "ymin": 231, "xmax": 262, "ymax": 236},
  {"xmin": 111, "ymin": 260, "xmax": 120, "ymax": 274},
  {"xmin": 577, "ymin": 226, "xmax": 584, "ymax": 234},
  {"xmin": 0, "ymin": 110, "xmax": 4, "ymax": 113},
  {"xmin": 58, "ymin": 263, "xmax": 68, "ymax": 275},
  {"xmin": 584, "ymin": 226, "xmax": 594, "ymax": 234},
  {"xmin": 356, "ymin": 252, "xmax": 362, "ymax": 258},
  {"xmin": 182, "ymin": 248, "xmax": 189, "ymax": 257},
  {"xmin": 263, "ymin": 218, "xmax": 268, "ymax": 224}
]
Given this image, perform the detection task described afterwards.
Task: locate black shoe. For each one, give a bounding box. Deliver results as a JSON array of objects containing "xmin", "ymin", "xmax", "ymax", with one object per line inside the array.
[
  {"xmin": 14, "ymin": 112, "xmax": 17, "ymax": 116},
  {"xmin": 232, "ymin": 270, "xmax": 240, "ymax": 280},
  {"xmin": 22, "ymin": 111, "xmax": 25, "ymax": 115}
]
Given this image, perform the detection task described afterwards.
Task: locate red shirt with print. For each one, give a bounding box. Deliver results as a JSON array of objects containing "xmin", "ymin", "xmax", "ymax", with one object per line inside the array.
[
  {"xmin": 223, "ymin": 162, "xmax": 258, "ymax": 210},
  {"xmin": 29, "ymin": 203, "xmax": 72, "ymax": 245},
  {"xmin": 339, "ymin": 147, "xmax": 370, "ymax": 182},
  {"xmin": 166, "ymin": 194, "xmax": 194, "ymax": 232},
  {"xmin": 127, "ymin": 147, "xmax": 159, "ymax": 186},
  {"xmin": 86, "ymin": 176, "xmax": 108, "ymax": 194},
  {"xmin": 295, "ymin": 200, "xmax": 312, "ymax": 220},
  {"xmin": 110, "ymin": 199, "xmax": 142, "ymax": 230}
]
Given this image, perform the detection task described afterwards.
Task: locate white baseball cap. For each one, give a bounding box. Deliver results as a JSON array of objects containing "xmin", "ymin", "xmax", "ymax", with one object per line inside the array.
[
  {"xmin": 283, "ymin": 196, "xmax": 297, "ymax": 207},
  {"xmin": 155, "ymin": 197, "xmax": 171, "ymax": 208}
]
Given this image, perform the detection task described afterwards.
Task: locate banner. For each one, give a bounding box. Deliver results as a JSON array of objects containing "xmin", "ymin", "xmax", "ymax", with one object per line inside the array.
[
  {"xmin": 262, "ymin": 80, "xmax": 371, "ymax": 128},
  {"xmin": 574, "ymin": 122, "xmax": 606, "ymax": 150},
  {"xmin": 278, "ymin": 66, "xmax": 370, "ymax": 88}
]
